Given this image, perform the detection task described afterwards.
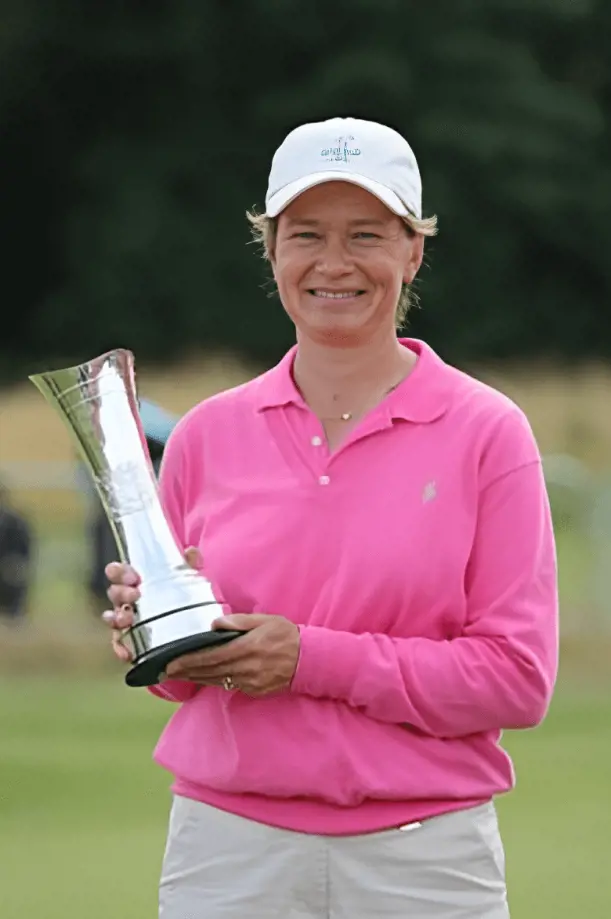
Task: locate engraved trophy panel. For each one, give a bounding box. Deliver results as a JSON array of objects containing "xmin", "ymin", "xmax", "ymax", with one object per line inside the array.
[{"xmin": 29, "ymin": 350, "xmax": 242, "ymax": 686}]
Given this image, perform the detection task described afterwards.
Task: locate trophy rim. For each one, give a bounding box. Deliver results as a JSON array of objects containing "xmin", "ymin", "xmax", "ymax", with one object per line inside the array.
[{"xmin": 28, "ymin": 348, "xmax": 136, "ymax": 383}]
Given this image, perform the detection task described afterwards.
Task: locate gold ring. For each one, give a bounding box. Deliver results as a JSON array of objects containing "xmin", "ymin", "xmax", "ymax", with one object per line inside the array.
[{"xmin": 222, "ymin": 676, "xmax": 236, "ymax": 692}]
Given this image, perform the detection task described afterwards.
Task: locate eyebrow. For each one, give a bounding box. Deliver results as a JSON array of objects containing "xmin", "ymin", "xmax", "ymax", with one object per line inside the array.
[
  {"xmin": 284, "ymin": 217, "xmax": 389, "ymax": 227},
  {"xmin": 349, "ymin": 219, "xmax": 388, "ymax": 227},
  {"xmin": 283, "ymin": 218, "xmax": 320, "ymax": 226}
]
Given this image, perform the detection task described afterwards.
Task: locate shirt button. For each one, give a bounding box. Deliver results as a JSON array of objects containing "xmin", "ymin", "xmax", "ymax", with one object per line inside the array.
[
  {"xmin": 311, "ymin": 436, "xmax": 323, "ymax": 446},
  {"xmin": 319, "ymin": 475, "xmax": 330, "ymax": 486}
]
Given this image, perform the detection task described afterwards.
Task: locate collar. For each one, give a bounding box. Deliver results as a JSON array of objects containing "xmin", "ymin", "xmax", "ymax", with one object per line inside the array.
[{"xmin": 252, "ymin": 338, "xmax": 454, "ymax": 424}]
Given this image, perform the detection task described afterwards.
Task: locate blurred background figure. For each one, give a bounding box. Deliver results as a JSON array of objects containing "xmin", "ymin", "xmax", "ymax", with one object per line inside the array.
[
  {"xmin": 85, "ymin": 399, "xmax": 179, "ymax": 613},
  {"xmin": 0, "ymin": 479, "xmax": 34, "ymax": 624}
]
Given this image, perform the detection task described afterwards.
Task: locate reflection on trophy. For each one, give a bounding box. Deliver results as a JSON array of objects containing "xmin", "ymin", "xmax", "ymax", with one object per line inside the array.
[{"xmin": 29, "ymin": 349, "xmax": 242, "ymax": 687}]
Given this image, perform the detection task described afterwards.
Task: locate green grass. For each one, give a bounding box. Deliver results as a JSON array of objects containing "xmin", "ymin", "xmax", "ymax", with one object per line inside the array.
[
  {"xmin": 1, "ymin": 506, "xmax": 608, "ymax": 916},
  {"xmin": 0, "ymin": 678, "xmax": 170, "ymax": 919},
  {"xmin": 1, "ymin": 677, "xmax": 610, "ymax": 918},
  {"xmin": 497, "ymin": 692, "xmax": 611, "ymax": 917}
]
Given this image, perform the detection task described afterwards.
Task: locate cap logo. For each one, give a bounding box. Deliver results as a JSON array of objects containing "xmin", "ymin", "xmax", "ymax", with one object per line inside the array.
[{"xmin": 320, "ymin": 135, "xmax": 361, "ymax": 164}]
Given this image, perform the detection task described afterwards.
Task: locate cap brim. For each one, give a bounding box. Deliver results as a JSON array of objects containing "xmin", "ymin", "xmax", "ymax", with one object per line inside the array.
[{"xmin": 266, "ymin": 171, "xmax": 413, "ymax": 218}]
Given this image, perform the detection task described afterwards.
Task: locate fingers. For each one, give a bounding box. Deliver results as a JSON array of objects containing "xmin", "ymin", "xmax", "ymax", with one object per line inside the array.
[
  {"xmin": 104, "ymin": 561, "xmax": 141, "ymax": 586},
  {"xmin": 164, "ymin": 635, "xmax": 251, "ymax": 679},
  {"xmin": 107, "ymin": 582, "xmax": 140, "ymax": 608},
  {"xmin": 105, "ymin": 561, "xmax": 141, "ymax": 608},
  {"xmin": 102, "ymin": 605, "xmax": 134, "ymax": 662},
  {"xmin": 184, "ymin": 546, "xmax": 201, "ymax": 569},
  {"xmin": 111, "ymin": 628, "xmax": 133, "ymax": 663},
  {"xmin": 102, "ymin": 550, "xmax": 200, "ymax": 668},
  {"xmin": 102, "ymin": 604, "xmax": 134, "ymax": 630}
]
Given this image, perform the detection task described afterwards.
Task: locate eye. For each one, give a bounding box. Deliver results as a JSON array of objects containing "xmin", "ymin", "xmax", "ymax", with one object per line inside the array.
[
  {"xmin": 353, "ymin": 231, "xmax": 381, "ymax": 239},
  {"xmin": 290, "ymin": 231, "xmax": 320, "ymax": 239}
]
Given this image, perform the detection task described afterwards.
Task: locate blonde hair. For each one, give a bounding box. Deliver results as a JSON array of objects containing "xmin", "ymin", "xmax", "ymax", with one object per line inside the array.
[{"xmin": 246, "ymin": 207, "xmax": 438, "ymax": 326}]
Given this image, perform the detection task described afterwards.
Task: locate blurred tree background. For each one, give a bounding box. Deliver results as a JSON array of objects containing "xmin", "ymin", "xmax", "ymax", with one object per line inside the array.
[{"xmin": 1, "ymin": 0, "xmax": 610, "ymax": 382}]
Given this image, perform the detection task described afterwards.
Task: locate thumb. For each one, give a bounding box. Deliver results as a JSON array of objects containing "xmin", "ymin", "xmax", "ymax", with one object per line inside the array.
[
  {"xmin": 212, "ymin": 613, "xmax": 265, "ymax": 631},
  {"xmin": 184, "ymin": 546, "xmax": 201, "ymax": 570}
]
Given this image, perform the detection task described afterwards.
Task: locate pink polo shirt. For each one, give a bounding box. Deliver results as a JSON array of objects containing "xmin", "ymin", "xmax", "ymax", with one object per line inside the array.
[{"xmin": 150, "ymin": 338, "xmax": 558, "ymax": 835}]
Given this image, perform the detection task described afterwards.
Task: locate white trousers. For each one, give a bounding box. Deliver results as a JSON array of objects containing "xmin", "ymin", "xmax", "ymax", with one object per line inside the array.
[{"xmin": 159, "ymin": 796, "xmax": 510, "ymax": 918}]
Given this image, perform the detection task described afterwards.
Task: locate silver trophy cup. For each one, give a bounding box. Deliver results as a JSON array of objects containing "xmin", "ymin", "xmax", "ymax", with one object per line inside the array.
[{"xmin": 29, "ymin": 349, "xmax": 242, "ymax": 687}]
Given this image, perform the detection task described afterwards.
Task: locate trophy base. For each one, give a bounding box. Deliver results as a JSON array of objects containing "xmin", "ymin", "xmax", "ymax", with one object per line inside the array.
[{"xmin": 124, "ymin": 629, "xmax": 243, "ymax": 688}]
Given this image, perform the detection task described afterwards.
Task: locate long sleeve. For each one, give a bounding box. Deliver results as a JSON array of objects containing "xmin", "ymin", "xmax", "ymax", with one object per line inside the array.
[
  {"xmin": 147, "ymin": 420, "xmax": 200, "ymax": 704},
  {"xmin": 290, "ymin": 417, "xmax": 559, "ymax": 738}
]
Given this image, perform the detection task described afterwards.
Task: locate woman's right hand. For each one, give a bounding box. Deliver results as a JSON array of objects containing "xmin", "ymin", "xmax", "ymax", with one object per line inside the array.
[
  {"xmin": 102, "ymin": 561, "xmax": 142, "ymax": 662},
  {"xmin": 102, "ymin": 547, "xmax": 201, "ymax": 663}
]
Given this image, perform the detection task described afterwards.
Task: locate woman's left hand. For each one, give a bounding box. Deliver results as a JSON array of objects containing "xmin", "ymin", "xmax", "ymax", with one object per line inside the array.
[{"xmin": 163, "ymin": 614, "xmax": 300, "ymax": 696}]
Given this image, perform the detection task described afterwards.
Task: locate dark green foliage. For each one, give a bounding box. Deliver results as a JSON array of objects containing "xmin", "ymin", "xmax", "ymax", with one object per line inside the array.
[{"xmin": 1, "ymin": 0, "xmax": 610, "ymax": 380}]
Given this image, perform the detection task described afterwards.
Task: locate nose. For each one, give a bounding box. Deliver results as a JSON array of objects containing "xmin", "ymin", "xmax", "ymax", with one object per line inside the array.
[{"xmin": 316, "ymin": 235, "xmax": 353, "ymax": 277}]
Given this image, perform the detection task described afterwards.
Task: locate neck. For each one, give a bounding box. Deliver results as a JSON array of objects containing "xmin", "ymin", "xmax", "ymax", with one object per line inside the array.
[{"xmin": 293, "ymin": 329, "xmax": 414, "ymax": 398}]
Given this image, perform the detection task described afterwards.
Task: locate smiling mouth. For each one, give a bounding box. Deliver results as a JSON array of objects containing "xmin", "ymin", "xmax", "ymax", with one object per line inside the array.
[{"xmin": 308, "ymin": 290, "xmax": 366, "ymax": 299}]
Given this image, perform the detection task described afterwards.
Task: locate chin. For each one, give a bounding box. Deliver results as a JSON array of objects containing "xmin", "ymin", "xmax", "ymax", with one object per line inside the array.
[
  {"xmin": 306, "ymin": 313, "xmax": 367, "ymax": 332},
  {"xmin": 307, "ymin": 320, "xmax": 373, "ymax": 344},
  {"xmin": 301, "ymin": 299, "xmax": 374, "ymax": 322}
]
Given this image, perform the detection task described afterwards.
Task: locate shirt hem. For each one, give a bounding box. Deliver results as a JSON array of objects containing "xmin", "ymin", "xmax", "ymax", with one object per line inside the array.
[{"xmin": 169, "ymin": 778, "xmax": 494, "ymax": 836}]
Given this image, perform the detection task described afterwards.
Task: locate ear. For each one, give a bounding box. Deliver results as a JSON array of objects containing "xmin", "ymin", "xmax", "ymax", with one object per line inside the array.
[{"xmin": 404, "ymin": 235, "xmax": 425, "ymax": 285}]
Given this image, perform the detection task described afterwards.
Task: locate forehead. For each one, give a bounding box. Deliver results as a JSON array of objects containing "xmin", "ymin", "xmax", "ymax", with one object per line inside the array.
[{"xmin": 281, "ymin": 181, "xmax": 396, "ymax": 224}]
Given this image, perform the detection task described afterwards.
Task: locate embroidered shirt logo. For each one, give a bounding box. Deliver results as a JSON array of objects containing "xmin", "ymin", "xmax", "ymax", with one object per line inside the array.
[
  {"xmin": 422, "ymin": 481, "xmax": 437, "ymax": 503},
  {"xmin": 320, "ymin": 135, "xmax": 361, "ymax": 163}
]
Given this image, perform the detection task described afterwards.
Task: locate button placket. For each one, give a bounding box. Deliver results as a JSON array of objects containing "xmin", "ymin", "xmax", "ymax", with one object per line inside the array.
[{"xmin": 305, "ymin": 423, "xmax": 332, "ymax": 483}]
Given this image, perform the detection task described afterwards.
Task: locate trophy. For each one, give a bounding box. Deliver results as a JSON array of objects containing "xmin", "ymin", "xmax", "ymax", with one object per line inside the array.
[{"xmin": 29, "ymin": 349, "xmax": 242, "ymax": 687}]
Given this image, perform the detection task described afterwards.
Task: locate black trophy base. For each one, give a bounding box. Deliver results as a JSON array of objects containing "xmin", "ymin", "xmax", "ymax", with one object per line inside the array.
[{"xmin": 125, "ymin": 629, "xmax": 243, "ymax": 688}]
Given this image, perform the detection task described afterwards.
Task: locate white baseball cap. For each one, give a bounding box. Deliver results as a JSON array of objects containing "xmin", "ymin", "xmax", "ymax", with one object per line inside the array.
[{"xmin": 265, "ymin": 117, "xmax": 422, "ymax": 220}]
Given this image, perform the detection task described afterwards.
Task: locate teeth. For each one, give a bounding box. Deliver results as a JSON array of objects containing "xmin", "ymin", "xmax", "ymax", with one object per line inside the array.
[{"xmin": 312, "ymin": 290, "xmax": 361, "ymax": 299}]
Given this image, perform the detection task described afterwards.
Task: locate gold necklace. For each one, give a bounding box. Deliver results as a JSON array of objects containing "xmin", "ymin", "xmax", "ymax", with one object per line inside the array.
[{"xmin": 320, "ymin": 381, "xmax": 402, "ymax": 423}]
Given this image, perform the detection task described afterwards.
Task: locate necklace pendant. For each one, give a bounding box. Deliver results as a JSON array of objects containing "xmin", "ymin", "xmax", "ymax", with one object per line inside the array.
[{"xmin": 340, "ymin": 412, "xmax": 352, "ymax": 421}]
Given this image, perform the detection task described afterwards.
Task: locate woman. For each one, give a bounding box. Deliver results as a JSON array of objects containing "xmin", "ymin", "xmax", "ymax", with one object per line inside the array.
[{"xmin": 104, "ymin": 117, "xmax": 558, "ymax": 918}]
